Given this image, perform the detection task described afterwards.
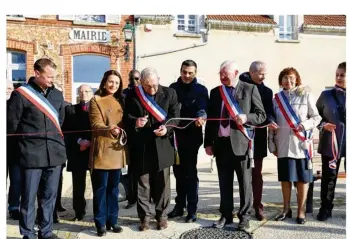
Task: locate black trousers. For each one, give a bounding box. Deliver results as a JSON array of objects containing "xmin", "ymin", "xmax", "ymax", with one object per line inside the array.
[
  {"xmin": 20, "ymin": 166, "xmax": 61, "ymax": 239},
  {"xmin": 173, "ymin": 144, "xmax": 199, "ymax": 215},
  {"xmin": 126, "ymin": 164, "xmax": 138, "ymax": 204},
  {"xmin": 320, "ymin": 155, "xmax": 344, "ymax": 210},
  {"xmin": 215, "ymin": 137, "xmax": 252, "ymax": 222},
  {"xmin": 72, "ymin": 170, "xmax": 88, "ymax": 215},
  {"xmin": 137, "ymin": 167, "xmax": 170, "ymax": 222}
]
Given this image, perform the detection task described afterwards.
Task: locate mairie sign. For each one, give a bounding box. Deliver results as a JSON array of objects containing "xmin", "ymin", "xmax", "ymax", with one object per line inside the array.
[{"xmin": 69, "ymin": 28, "xmax": 110, "ymax": 43}]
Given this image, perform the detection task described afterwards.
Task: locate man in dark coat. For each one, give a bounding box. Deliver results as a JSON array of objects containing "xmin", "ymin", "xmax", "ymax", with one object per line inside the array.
[
  {"xmin": 204, "ymin": 60, "xmax": 266, "ymax": 232},
  {"xmin": 7, "ymin": 58, "xmax": 66, "ymax": 239},
  {"xmin": 168, "ymin": 60, "xmax": 209, "ymax": 222},
  {"xmin": 122, "ymin": 69, "xmax": 140, "ymax": 97},
  {"xmin": 123, "ymin": 67, "xmax": 180, "ymax": 231},
  {"xmin": 64, "ymin": 84, "xmax": 93, "ymax": 221},
  {"xmin": 239, "ymin": 61, "xmax": 275, "ymax": 221},
  {"xmin": 316, "ymin": 61, "xmax": 346, "ymax": 221}
]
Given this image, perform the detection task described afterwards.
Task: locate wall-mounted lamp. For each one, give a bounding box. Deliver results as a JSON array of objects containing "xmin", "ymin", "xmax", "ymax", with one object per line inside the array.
[{"xmin": 122, "ymin": 22, "xmax": 134, "ymax": 61}]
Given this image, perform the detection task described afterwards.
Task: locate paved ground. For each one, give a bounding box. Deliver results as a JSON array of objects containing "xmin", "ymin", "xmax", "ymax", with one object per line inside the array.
[{"xmin": 6, "ymin": 154, "xmax": 346, "ymax": 239}]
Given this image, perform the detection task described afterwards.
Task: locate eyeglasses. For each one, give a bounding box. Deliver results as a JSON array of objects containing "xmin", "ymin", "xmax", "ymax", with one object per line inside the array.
[
  {"xmin": 132, "ymin": 77, "xmax": 140, "ymax": 80},
  {"xmin": 143, "ymin": 84, "xmax": 159, "ymax": 90},
  {"xmin": 80, "ymin": 90, "xmax": 92, "ymax": 94}
]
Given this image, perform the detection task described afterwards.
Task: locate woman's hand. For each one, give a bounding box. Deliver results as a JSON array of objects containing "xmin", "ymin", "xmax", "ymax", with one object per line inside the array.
[
  {"xmin": 323, "ymin": 123, "xmax": 336, "ymax": 132},
  {"xmin": 110, "ymin": 125, "xmax": 121, "ymax": 136}
]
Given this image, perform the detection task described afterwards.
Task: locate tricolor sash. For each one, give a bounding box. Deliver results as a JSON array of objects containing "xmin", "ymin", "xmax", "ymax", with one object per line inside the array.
[
  {"xmin": 16, "ymin": 84, "xmax": 63, "ymax": 137},
  {"xmin": 219, "ymin": 85, "xmax": 255, "ymax": 167},
  {"xmin": 135, "ymin": 85, "xmax": 180, "ymax": 165},
  {"xmin": 275, "ymin": 91, "xmax": 313, "ymax": 169}
]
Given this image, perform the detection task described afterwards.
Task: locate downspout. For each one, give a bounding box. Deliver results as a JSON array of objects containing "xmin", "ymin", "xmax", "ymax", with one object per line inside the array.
[{"xmin": 133, "ymin": 16, "xmax": 138, "ymax": 69}]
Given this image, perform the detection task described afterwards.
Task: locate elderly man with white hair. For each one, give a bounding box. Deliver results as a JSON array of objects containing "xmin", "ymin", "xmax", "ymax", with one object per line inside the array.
[
  {"xmin": 204, "ymin": 60, "xmax": 266, "ymax": 232},
  {"xmin": 123, "ymin": 67, "xmax": 180, "ymax": 231}
]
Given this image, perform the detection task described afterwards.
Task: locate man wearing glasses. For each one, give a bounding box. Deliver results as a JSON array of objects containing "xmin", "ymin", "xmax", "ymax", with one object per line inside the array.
[
  {"xmin": 123, "ymin": 69, "xmax": 141, "ymax": 97},
  {"xmin": 123, "ymin": 67, "xmax": 180, "ymax": 231}
]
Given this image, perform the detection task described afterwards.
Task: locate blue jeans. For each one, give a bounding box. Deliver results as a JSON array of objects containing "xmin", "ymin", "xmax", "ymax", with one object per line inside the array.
[{"xmin": 91, "ymin": 169, "xmax": 121, "ymax": 228}]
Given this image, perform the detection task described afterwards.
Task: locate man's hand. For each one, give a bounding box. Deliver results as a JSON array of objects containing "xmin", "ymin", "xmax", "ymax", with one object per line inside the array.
[
  {"xmin": 295, "ymin": 124, "xmax": 305, "ymax": 132},
  {"xmin": 79, "ymin": 139, "xmax": 90, "ymax": 151},
  {"xmin": 136, "ymin": 115, "xmax": 148, "ymax": 128},
  {"xmin": 268, "ymin": 122, "xmax": 279, "ymax": 130},
  {"xmin": 235, "ymin": 114, "xmax": 247, "ymax": 126},
  {"xmin": 323, "ymin": 123, "xmax": 336, "ymax": 132},
  {"xmin": 195, "ymin": 117, "xmax": 206, "ymax": 127},
  {"xmin": 154, "ymin": 125, "xmax": 167, "ymax": 136},
  {"xmin": 205, "ymin": 146, "xmax": 213, "ymax": 156}
]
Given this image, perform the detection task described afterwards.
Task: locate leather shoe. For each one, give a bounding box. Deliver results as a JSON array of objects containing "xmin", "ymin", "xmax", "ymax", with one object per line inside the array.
[
  {"xmin": 296, "ymin": 217, "xmax": 306, "ymax": 224},
  {"xmin": 97, "ymin": 226, "xmax": 106, "ymax": 237},
  {"xmin": 317, "ymin": 208, "xmax": 332, "ymax": 221},
  {"xmin": 106, "ymin": 224, "xmax": 123, "ymax": 233},
  {"xmin": 167, "ymin": 206, "xmax": 184, "ymax": 218},
  {"xmin": 185, "ymin": 214, "xmax": 197, "ymax": 223},
  {"xmin": 72, "ymin": 213, "xmax": 85, "ymax": 221},
  {"xmin": 53, "ymin": 216, "xmax": 60, "ymax": 224},
  {"xmin": 125, "ymin": 202, "xmax": 136, "ymax": 209},
  {"xmin": 212, "ymin": 217, "xmax": 232, "ymax": 229},
  {"xmin": 9, "ymin": 210, "xmax": 20, "ymax": 220},
  {"xmin": 157, "ymin": 219, "xmax": 168, "ymax": 230},
  {"xmin": 255, "ymin": 209, "xmax": 266, "ymax": 221},
  {"xmin": 139, "ymin": 220, "xmax": 150, "ymax": 231},
  {"xmin": 238, "ymin": 220, "xmax": 250, "ymax": 232},
  {"xmin": 275, "ymin": 209, "xmax": 292, "ymax": 221}
]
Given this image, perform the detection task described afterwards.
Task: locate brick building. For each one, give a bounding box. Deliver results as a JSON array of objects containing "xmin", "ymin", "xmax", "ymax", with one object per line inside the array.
[{"xmin": 6, "ymin": 15, "xmax": 135, "ymax": 103}]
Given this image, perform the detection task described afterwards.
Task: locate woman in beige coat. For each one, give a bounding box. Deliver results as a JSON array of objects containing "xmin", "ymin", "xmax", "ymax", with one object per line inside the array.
[
  {"xmin": 268, "ymin": 67, "xmax": 321, "ymax": 225},
  {"xmin": 89, "ymin": 70, "xmax": 126, "ymax": 236}
]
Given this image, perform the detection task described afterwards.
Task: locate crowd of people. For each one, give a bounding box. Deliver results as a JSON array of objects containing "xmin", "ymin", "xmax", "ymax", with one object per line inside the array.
[{"xmin": 6, "ymin": 58, "xmax": 346, "ymax": 238}]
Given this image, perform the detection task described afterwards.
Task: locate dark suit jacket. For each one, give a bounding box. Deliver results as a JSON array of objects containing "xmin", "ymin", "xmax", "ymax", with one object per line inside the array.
[
  {"xmin": 204, "ymin": 81, "xmax": 266, "ymax": 156},
  {"xmin": 123, "ymin": 85, "xmax": 180, "ymax": 173},
  {"xmin": 316, "ymin": 88, "xmax": 346, "ymax": 158},
  {"xmin": 63, "ymin": 103, "xmax": 91, "ymax": 171},
  {"xmin": 239, "ymin": 72, "xmax": 273, "ymax": 158},
  {"xmin": 7, "ymin": 79, "xmax": 66, "ymax": 168}
]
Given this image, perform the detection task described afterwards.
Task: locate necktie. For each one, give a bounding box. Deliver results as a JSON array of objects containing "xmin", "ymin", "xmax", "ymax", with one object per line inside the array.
[
  {"xmin": 82, "ymin": 104, "xmax": 88, "ymax": 112},
  {"xmin": 221, "ymin": 86, "xmax": 233, "ymax": 128}
]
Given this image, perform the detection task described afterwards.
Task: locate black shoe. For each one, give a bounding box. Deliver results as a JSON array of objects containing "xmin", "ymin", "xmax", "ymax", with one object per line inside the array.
[
  {"xmin": 38, "ymin": 233, "xmax": 59, "ymax": 239},
  {"xmin": 9, "ymin": 210, "xmax": 20, "ymax": 220},
  {"xmin": 185, "ymin": 214, "xmax": 197, "ymax": 223},
  {"xmin": 296, "ymin": 217, "xmax": 306, "ymax": 224},
  {"xmin": 106, "ymin": 224, "xmax": 123, "ymax": 233},
  {"xmin": 167, "ymin": 206, "xmax": 184, "ymax": 218},
  {"xmin": 72, "ymin": 213, "xmax": 85, "ymax": 221},
  {"xmin": 275, "ymin": 209, "xmax": 292, "ymax": 221},
  {"xmin": 125, "ymin": 202, "xmax": 136, "ymax": 209},
  {"xmin": 212, "ymin": 217, "xmax": 232, "ymax": 229},
  {"xmin": 57, "ymin": 206, "xmax": 67, "ymax": 212},
  {"xmin": 238, "ymin": 220, "xmax": 250, "ymax": 232},
  {"xmin": 53, "ymin": 216, "xmax": 60, "ymax": 224},
  {"xmin": 317, "ymin": 208, "xmax": 332, "ymax": 221},
  {"xmin": 97, "ymin": 227, "xmax": 107, "ymax": 237}
]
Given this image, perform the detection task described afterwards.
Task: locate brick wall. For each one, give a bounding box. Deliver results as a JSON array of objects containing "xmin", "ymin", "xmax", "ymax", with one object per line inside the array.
[{"xmin": 6, "ymin": 15, "xmax": 134, "ymax": 102}]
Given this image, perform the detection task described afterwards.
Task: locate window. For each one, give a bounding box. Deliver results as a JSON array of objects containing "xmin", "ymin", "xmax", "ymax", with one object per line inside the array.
[
  {"xmin": 177, "ymin": 15, "xmax": 197, "ymax": 33},
  {"xmin": 75, "ymin": 15, "xmax": 106, "ymax": 24},
  {"xmin": 6, "ymin": 15, "xmax": 24, "ymax": 18},
  {"xmin": 6, "ymin": 51, "xmax": 26, "ymax": 88},
  {"xmin": 278, "ymin": 15, "xmax": 297, "ymax": 40}
]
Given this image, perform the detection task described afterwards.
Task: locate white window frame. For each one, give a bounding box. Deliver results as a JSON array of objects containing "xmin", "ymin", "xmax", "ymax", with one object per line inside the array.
[
  {"xmin": 6, "ymin": 50, "xmax": 26, "ymax": 85},
  {"xmin": 278, "ymin": 15, "xmax": 298, "ymax": 40},
  {"xmin": 59, "ymin": 15, "xmax": 121, "ymax": 25},
  {"xmin": 176, "ymin": 15, "xmax": 198, "ymax": 33}
]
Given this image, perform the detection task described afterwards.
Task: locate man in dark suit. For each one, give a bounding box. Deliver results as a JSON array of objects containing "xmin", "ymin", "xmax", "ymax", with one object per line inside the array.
[
  {"xmin": 239, "ymin": 61, "xmax": 275, "ymax": 221},
  {"xmin": 7, "ymin": 58, "xmax": 66, "ymax": 239},
  {"xmin": 316, "ymin": 61, "xmax": 346, "ymax": 221},
  {"xmin": 64, "ymin": 84, "xmax": 93, "ymax": 221},
  {"xmin": 123, "ymin": 67, "xmax": 180, "ymax": 231},
  {"xmin": 168, "ymin": 60, "xmax": 209, "ymax": 223},
  {"xmin": 204, "ymin": 60, "xmax": 266, "ymax": 231}
]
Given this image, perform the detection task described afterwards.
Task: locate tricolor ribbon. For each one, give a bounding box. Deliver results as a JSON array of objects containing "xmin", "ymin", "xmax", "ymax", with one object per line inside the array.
[
  {"xmin": 135, "ymin": 85, "xmax": 180, "ymax": 165},
  {"xmin": 219, "ymin": 85, "xmax": 255, "ymax": 168},
  {"xmin": 275, "ymin": 91, "xmax": 313, "ymax": 169},
  {"xmin": 16, "ymin": 84, "xmax": 63, "ymax": 137}
]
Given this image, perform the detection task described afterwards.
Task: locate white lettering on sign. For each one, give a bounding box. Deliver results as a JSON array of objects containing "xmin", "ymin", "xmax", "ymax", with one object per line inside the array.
[{"xmin": 69, "ymin": 28, "xmax": 110, "ymax": 42}]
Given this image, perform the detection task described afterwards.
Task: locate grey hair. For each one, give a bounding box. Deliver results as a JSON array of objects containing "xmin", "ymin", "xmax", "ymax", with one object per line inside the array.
[
  {"xmin": 220, "ymin": 60, "xmax": 239, "ymax": 73},
  {"xmin": 249, "ymin": 61, "xmax": 266, "ymax": 73},
  {"xmin": 140, "ymin": 67, "xmax": 159, "ymax": 82},
  {"xmin": 78, "ymin": 84, "xmax": 92, "ymax": 92}
]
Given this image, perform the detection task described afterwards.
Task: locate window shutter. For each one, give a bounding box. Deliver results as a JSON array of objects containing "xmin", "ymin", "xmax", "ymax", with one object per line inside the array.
[
  {"xmin": 58, "ymin": 15, "xmax": 74, "ymax": 21},
  {"xmin": 106, "ymin": 15, "xmax": 121, "ymax": 24},
  {"xmin": 23, "ymin": 15, "xmax": 41, "ymax": 19}
]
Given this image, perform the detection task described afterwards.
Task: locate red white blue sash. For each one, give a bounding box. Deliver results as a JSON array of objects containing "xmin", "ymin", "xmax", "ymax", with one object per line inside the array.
[
  {"xmin": 135, "ymin": 85, "xmax": 167, "ymax": 122},
  {"xmin": 275, "ymin": 91, "xmax": 313, "ymax": 169},
  {"xmin": 16, "ymin": 84, "xmax": 63, "ymax": 137},
  {"xmin": 219, "ymin": 85, "xmax": 255, "ymax": 161}
]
